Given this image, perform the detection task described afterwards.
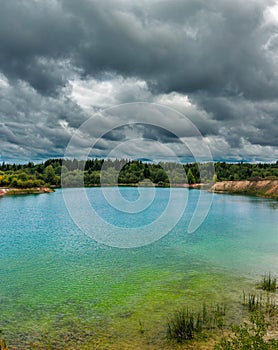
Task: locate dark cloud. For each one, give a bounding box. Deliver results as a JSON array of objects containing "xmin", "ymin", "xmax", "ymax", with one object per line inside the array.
[
  {"xmin": 102, "ymin": 123, "xmax": 181, "ymax": 143},
  {"xmin": 0, "ymin": 0, "xmax": 82, "ymax": 94},
  {"xmin": 137, "ymin": 124, "xmax": 181, "ymax": 143},
  {"xmin": 65, "ymin": 0, "xmax": 278, "ymax": 100},
  {"xmin": 102, "ymin": 129, "xmax": 127, "ymax": 142},
  {"xmin": 0, "ymin": 0, "xmax": 277, "ymax": 162},
  {"xmin": 0, "ymin": 0, "xmax": 276, "ymax": 98},
  {"xmin": 0, "ymin": 78, "xmax": 88, "ymax": 161}
]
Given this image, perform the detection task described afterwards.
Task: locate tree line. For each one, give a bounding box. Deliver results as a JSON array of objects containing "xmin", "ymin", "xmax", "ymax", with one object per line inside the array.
[{"xmin": 0, "ymin": 158, "xmax": 277, "ymax": 188}]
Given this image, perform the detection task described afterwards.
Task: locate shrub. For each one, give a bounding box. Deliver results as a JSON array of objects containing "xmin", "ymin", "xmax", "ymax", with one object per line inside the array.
[{"xmin": 214, "ymin": 312, "xmax": 278, "ymax": 350}]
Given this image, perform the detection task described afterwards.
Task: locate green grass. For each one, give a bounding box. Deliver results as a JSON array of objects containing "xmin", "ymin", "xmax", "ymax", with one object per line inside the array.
[
  {"xmin": 242, "ymin": 292, "xmax": 263, "ymax": 312},
  {"xmin": 167, "ymin": 308, "xmax": 201, "ymax": 341},
  {"xmin": 167, "ymin": 303, "xmax": 227, "ymax": 342},
  {"xmin": 242, "ymin": 290, "xmax": 277, "ymax": 315},
  {"xmin": 260, "ymin": 273, "xmax": 277, "ymax": 292}
]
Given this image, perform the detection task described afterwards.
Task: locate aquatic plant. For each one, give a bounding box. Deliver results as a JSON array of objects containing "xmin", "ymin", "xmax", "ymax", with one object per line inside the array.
[
  {"xmin": 213, "ymin": 303, "xmax": 226, "ymax": 330},
  {"xmin": 260, "ymin": 273, "xmax": 277, "ymax": 292},
  {"xmin": 167, "ymin": 303, "xmax": 227, "ymax": 342},
  {"xmin": 242, "ymin": 291, "xmax": 263, "ymax": 312},
  {"xmin": 167, "ymin": 308, "xmax": 198, "ymax": 341},
  {"xmin": 242, "ymin": 290, "xmax": 278, "ymax": 314}
]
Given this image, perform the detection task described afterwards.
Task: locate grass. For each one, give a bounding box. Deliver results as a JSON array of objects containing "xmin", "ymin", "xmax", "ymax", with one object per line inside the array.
[
  {"xmin": 260, "ymin": 274, "xmax": 277, "ymax": 292},
  {"xmin": 168, "ymin": 274, "xmax": 278, "ymax": 346},
  {"xmin": 2, "ymin": 273, "xmax": 278, "ymax": 349},
  {"xmin": 242, "ymin": 291, "xmax": 277, "ymax": 316},
  {"xmin": 242, "ymin": 291, "xmax": 263, "ymax": 312},
  {"xmin": 167, "ymin": 308, "xmax": 198, "ymax": 341},
  {"xmin": 216, "ymin": 279, "xmax": 278, "ymax": 350},
  {"xmin": 167, "ymin": 303, "xmax": 227, "ymax": 342}
]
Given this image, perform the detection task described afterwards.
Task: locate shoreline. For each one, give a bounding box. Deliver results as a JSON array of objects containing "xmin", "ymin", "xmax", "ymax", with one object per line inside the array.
[
  {"xmin": 210, "ymin": 179, "xmax": 278, "ymax": 199},
  {"xmin": 0, "ymin": 187, "xmax": 54, "ymax": 196},
  {"xmin": 1, "ymin": 180, "xmax": 278, "ymax": 199}
]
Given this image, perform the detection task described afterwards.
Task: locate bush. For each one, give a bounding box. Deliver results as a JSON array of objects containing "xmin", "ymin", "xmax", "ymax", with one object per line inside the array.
[{"xmin": 214, "ymin": 312, "xmax": 278, "ymax": 350}]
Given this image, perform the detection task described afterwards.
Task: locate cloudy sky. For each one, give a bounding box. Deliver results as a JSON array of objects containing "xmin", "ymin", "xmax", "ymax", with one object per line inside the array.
[{"xmin": 0, "ymin": 0, "xmax": 278, "ymax": 163}]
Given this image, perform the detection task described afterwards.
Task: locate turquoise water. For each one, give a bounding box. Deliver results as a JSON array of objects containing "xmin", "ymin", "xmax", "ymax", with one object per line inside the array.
[{"xmin": 0, "ymin": 188, "xmax": 277, "ymax": 348}]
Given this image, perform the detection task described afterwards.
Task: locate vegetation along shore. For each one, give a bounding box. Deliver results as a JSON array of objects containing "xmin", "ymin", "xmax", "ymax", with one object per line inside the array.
[
  {"xmin": 0, "ymin": 158, "xmax": 277, "ymax": 197},
  {"xmin": 0, "ymin": 187, "xmax": 54, "ymax": 196}
]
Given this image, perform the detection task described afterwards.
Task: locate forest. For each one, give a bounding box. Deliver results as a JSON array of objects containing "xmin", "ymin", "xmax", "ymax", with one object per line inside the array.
[{"xmin": 0, "ymin": 158, "xmax": 277, "ymax": 188}]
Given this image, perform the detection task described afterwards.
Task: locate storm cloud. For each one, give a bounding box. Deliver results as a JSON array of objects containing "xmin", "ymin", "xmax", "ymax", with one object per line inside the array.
[{"xmin": 0, "ymin": 0, "xmax": 277, "ymax": 162}]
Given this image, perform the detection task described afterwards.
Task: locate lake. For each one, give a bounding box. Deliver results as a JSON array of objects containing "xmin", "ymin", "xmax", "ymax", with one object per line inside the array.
[{"xmin": 0, "ymin": 188, "xmax": 277, "ymax": 348}]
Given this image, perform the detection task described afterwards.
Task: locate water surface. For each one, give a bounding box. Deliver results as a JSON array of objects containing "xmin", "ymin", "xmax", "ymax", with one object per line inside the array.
[{"xmin": 0, "ymin": 188, "xmax": 277, "ymax": 347}]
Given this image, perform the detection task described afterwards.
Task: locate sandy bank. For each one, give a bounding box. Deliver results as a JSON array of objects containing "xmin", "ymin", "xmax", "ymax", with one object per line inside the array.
[{"xmin": 210, "ymin": 179, "xmax": 278, "ymax": 198}]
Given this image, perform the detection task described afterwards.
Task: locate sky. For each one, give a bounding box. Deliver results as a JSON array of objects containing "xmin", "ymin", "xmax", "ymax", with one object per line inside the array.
[{"xmin": 0, "ymin": 0, "xmax": 278, "ymax": 163}]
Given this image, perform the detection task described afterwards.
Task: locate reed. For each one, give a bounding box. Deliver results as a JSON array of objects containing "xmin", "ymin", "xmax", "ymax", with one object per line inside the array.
[
  {"xmin": 167, "ymin": 303, "xmax": 227, "ymax": 342},
  {"xmin": 242, "ymin": 290, "xmax": 277, "ymax": 317},
  {"xmin": 167, "ymin": 308, "xmax": 197, "ymax": 341},
  {"xmin": 247, "ymin": 293, "xmax": 262, "ymax": 312},
  {"xmin": 260, "ymin": 273, "xmax": 277, "ymax": 292}
]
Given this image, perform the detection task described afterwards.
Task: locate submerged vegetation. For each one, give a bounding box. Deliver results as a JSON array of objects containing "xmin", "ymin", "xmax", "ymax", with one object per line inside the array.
[
  {"xmin": 167, "ymin": 274, "xmax": 278, "ymax": 349},
  {"xmin": 215, "ymin": 275, "xmax": 278, "ymax": 349},
  {"xmin": 1, "ymin": 273, "xmax": 278, "ymax": 349},
  {"xmin": 0, "ymin": 158, "xmax": 277, "ymax": 188}
]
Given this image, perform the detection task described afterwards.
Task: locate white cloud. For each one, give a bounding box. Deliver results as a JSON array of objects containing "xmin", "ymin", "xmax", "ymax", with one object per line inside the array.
[
  {"xmin": 69, "ymin": 75, "xmax": 152, "ymax": 112},
  {"xmin": 0, "ymin": 73, "xmax": 9, "ymax": 88},
  {"xmin": 263, "ymin": 3, "xmax": 278, "ymax": 26}
]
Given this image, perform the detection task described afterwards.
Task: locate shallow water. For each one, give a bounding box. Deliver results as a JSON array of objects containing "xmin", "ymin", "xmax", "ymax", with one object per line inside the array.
[{"xmin": 0, "ymin": 188, "xmax": 277, "ymax": 347}]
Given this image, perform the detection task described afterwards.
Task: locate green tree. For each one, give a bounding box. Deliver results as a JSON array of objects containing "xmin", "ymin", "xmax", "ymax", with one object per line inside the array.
[
  {"xmin": 17, "ymin": 172, "xmax": 28, "ymax": 181},
  {"xmin": 10, "ymin": 178, "xmax": 19, "ymax": 187},
  {"xmin": 154, "ymin": 169, "xmax": 168, "ymax": 184},
  {"xmin": 187, "ymin": 169, "xmax": 196, "ymax": 184},
  {"xmin": 43, "ymin": 165, "xmax": 55, "ymax": 184}
]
